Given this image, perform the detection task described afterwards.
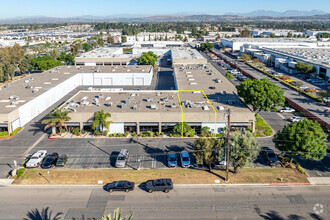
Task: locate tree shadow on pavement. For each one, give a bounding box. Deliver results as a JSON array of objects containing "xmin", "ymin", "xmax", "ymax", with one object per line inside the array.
[
  {"xmin": 257, "ymin": 210, "xmax": 323, "ymax": 220},
  {"xmin": 24, "ymin": 207, "xmax": 63, "ymax": 220}
]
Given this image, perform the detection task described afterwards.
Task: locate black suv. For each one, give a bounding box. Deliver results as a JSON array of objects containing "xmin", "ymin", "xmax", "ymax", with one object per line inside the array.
[
  {"xmin": 146, "ymin": 179, "xmax": 173, "ymax": 193},
  {"xmin": 261, "ymin": 147, "xmax": 281, "ymax": 166}
]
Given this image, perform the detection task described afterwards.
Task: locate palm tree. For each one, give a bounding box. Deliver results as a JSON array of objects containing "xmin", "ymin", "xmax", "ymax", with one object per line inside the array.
[
  {"xmin": 42, "ymin": 108, "xmax": 71, "ymax": 135},
  {"xmin": 24, "ymin": 207, "xmax": 63, "ymax": 220},
  {"xmin": 92, "ymin": 110, "xmax": 113, "ymax": 134},
  {"xmin": 102, "ymin": 208, "xmax": 133, "ymax": 220}
]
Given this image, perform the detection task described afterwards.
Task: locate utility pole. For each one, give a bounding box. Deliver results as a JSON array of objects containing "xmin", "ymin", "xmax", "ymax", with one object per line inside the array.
[{"xmin": 225, "ymin": 109, "xmax": 231, "ymax": 181}]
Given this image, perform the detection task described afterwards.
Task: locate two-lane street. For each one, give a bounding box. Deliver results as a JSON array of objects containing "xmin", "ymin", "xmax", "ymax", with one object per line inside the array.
[{"xmin": 0, "ymin": 185, "xmax": 329, "ymax": 220}]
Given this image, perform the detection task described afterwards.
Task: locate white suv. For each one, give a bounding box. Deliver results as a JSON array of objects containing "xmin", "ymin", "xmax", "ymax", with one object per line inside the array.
[{"xmin": 26, "ymin": 150, "xmax": 47, "ymax": 168}]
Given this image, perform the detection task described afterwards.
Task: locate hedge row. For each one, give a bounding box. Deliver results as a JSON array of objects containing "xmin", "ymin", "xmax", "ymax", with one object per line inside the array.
[
  {"xmin": 0, "ymin": 127, "xmax": 22, "ymax": 138},
  {"xmin": 245, "ymin": 62, "xmax": 323, "ymax": 103}
]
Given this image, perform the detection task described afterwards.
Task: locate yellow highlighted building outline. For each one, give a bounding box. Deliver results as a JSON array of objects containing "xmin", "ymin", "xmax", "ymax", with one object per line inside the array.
[{"xmin": 177, "ymin": 90, "xmax": 217, "ymax": 138}]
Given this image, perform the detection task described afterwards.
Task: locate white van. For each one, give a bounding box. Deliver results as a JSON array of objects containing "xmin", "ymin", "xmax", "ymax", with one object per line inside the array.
[{"xmin": 115, "ymin": 149, "xmax": 129, "ymax": 168}]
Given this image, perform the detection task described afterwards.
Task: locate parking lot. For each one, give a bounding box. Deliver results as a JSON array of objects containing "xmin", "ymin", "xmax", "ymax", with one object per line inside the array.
[{"xmin": 27, "ymin": 137, "xmax": 275, "ymax": 171}]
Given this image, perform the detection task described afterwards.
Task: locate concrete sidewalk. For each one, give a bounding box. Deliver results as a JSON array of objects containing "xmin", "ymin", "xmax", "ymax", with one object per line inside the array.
[{"xmin": 308, "ymin": 177, "xmax": 330, "ymax": 185}]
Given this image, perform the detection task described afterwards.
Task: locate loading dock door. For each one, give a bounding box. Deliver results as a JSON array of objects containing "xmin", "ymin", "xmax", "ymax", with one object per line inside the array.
[
  {"xmin": 125, "ymin": 78, "xmax": 134, "ymax": 85},
  {"xmin": 11, "ymin": 118, "xmax": 21, "ymax": 131},
  {"xmin": 94, "ymin": 78, "xmax": 102, "ymax": 85},
  {"xmin": 135, "ymin": 78, "xmax": 144, "ymax": 85},
  {"xmin": 103, "ymin": 78, "xmax": 113, "ymax": 85}
]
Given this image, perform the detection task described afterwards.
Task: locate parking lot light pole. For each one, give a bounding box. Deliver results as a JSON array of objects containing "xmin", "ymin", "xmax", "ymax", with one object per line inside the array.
[{"xmin": 225, "ymin": 109, "xmax": 231, "ymax": 182}]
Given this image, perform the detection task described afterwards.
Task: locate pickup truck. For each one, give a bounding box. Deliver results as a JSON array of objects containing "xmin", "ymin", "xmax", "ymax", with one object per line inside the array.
[{"xmin": 26, "ymin": 150, "xmax": 47, "ymax": 168}]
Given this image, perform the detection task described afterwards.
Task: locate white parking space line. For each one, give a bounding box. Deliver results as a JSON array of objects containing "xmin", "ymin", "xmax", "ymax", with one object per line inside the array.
[
  {"xmin": 277, "ymin": 113, "xmax": 286, "ymax": 119},
  {"xmin": 152, "ymin": 155, "xmax": 156, "ymax": 168}
]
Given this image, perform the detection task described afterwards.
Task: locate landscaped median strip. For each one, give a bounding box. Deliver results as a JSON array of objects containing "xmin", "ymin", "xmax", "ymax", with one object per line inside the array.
[{"xmin": 13, "ymin": 168, "xmax": 309, "ymax": 185}]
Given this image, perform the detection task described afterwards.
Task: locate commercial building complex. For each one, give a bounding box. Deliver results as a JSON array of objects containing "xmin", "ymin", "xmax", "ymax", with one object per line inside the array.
[{"xmin": 0, "ymin": 45, "xmax": 255, "ymax": 135}]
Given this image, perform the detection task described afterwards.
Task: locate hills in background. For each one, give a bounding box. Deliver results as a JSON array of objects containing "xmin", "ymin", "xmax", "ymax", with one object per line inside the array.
[{"xmin": 0, "ymin": 10, "xmax": 329, "ymax": 24}]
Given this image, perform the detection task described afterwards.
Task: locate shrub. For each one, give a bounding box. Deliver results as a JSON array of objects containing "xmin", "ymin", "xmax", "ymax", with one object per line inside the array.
[
  {"xmin": 94, "ymin": 130, "xmax": 101, "ymax": 136},
  {"xmin": 225, "ymin": 72, "xmax": 234, "ymax": 81},
  {"xmin": 264, "ymin": 128, "xmax": 273, "ymax": 136},
  {"xmin": 296, "ymin": 164, "xmax": 307, "ymax": 175},
  {"xmin": 254, "ymin": 132, "xmax": 263, "ymax": 137},
  {"xmin": 160, "ymin": 132, "xmax": 164, "ymax": 136},
  {"xmin": 102, "ymin": 130, "xmax": 108, "ymax": 136},
  {"xmin": 124, "ymin": 132, "xmax": 129, "ymax": 137},
  {"xmin": 72, "ymin": 127, "xmax": 80, "ymax": 136},
  {"xmin": 109, "ymin": 133, "xmax": 114, "ymax": 137},
  {"xmin": 169, "ymin": 133, "xmax": 173, "ymax": 137},
  {"xmin": 16, "ymin": 168, "xmax": 25, "ymax": 178},
  {"xmin": 138, "ymin": 133, "xmax": 143, "ymax": 137},
  {"xmin": 132, "ymin": 132, "xmax": 137, "ymax": 137},
  {"xmin": 10, "ymin": 127, "xmax": 22, "ymax": 136},
  {"xmin": 288, "ymin": 163, "xmax": 296, "ymax": 169},
  {"xmin": 146, "ymin": 131, "xmax": 154, "ymax": 137},
  {"xmin": 155, "ymin": 132, "xmax": 160, "ymax": 137},
  {"xmin": 0, "ymin": 131, "xmax": 9, "ymax": 137}
]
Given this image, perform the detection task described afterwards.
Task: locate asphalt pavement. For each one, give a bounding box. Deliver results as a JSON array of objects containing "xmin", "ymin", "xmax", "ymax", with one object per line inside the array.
[{"xmin": 0, "ymin": 185, "xmax": 328, "ymax": 220}]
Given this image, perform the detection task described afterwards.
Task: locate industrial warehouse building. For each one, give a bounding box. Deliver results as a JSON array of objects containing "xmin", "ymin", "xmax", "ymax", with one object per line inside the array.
[{"xmin": 0, "ymin": 46, "xmax": 255, "ymax": 135}]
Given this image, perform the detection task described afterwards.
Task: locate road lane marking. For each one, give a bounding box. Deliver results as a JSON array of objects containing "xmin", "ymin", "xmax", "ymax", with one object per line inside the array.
[{"xmin": 277, "ymin": 113, "xmax": 286, "ymax": 119}]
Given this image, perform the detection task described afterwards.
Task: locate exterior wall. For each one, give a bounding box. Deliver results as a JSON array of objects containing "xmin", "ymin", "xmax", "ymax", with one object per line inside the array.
[
  {"xmin": 109, "ymin": 122, "xmax": 124, "ymax": 134},
  {"xmin": 80, "ymin": 71, "xmax": 153, "ymax": 86},
  {"xmin": 18, "ymin": 74, "xmax": 81, "ymax": 127},
  {"xmin": 202, "ymin": 122, "xmax": 226, "ymax": 134}
]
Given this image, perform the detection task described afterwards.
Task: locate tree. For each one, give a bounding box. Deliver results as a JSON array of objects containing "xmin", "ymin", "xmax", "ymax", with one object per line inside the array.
[
  {"xmin": 173, "ymin": 122, "xmax": 195, "ymax": 137},
  {"xmin": 269, "ymin": 33, "xmax": 276, "ymax": 38},
  {"xmin": 49, "ymin": 49, "xmax": 60, "ymax": 60},
  {"xmin": 240, "ymin": 28, "xmax": 250, "ymax": 37},
  {"xmin": 229, "ymin": 131, "xmax": 260, "ymax": 173},
  {"xmin": 137, "ymin": 51, "xmax": 158, "ymax": 67},
  {"xmin": 92, "ymin": 110, "xmax": 113, "ymax": 134},
  {"xmin": 42, "ymin": 108, "xmax": 71, "ymax": 135},
  {"xmin": 2, "ymin": 62, "xmax": 15, "ymax": 80},
  {"xmin": 236, "ymin": 78, "xmax": 285, "ymax": 116},
  {"xmin": 107, "ymin": 34, "xmax": 114, "ymax": 44},
  {"xmin": 19, "ymin": 55, "xmax": 33, "ymax": 74},
  {"xmin": 71, "ymin": 43, "xmax": 81, "ymax": 57},
  {"xmin": 58, "ymin": 52, "xmax": 75, "ymax": 65},
  {"xmin": 24, "ymin": 207, "xmax": 63, "ymax": 220},
  {"xmin": 273, "ymin": 119, "xmax": 327, "ymax": 163},
  {"xmin": 240, "ymin": 54, "xmax": 251, "ymax": 61},
  {"xmin": 194, "ymin": 138, "xmax": 224, "ymax": 171},
  {"xmin": 97, "ymin": 36, "xmax": 104, "ymax": 47},
  {"xmin": 295, "ymin": 62, "xmax": 315, "ymax": 74},
  {"xmin": 102, "ymin": 208, "xmax": 133, "ymax": 220},
  {"xmin": 287, "ymin": 32, "xmax": 293, "ymax": 38},
  {"xmin": 30, "ymin": 56, "xmax": 62, "ymax": 71},
  {"xmin": 82, "ymin": 43, "xmax": 92, "ymax": 52},
  {"xmin": 318, "ymin": 90, "xmax": 328, "ymax": 100},
  {"xmin": 121, "ymin": 36, "xmax": 127, "ymax": 43},
  {"xmin": 200, "ymin": 42, "xmax": 214, "ymax": 52}
]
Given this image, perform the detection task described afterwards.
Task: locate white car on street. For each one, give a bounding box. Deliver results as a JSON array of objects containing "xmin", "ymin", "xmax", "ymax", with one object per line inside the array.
[
  {"xmin": 289, "ymin": 116, "xmax": 303, "ymax": 122},
  {"xmin": 280, "ymin": 107, "xmax": 295, "ymax": 113},
  {"xmin": 26, "ymin": 150, "xmax": 47, "ymax": 168}
]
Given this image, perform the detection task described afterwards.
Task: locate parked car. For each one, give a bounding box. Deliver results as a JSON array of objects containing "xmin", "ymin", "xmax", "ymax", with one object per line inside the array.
[
  {"xmin": 26, "ymin": 150, "xmax": 47, "ymax": 168},
  {"xmin": 290, "ymin": 116, "xmax": 303, "ymax": 122},
  {"xmin": 280, "ymin": 107, "xmax": 295, "ymax": 113},
  {"xmin": 55, "ymin": 154, "xmax": 68, "ymax": 167},
  {"xmin": 261, "ymin": 147, "xmax": 281, "ymax": 166},
  {"xmin": 180, "ymin": 150, "xmax": 191, "ymax": 168},
  {"xmin": 115, "ymin": 149, "xmax": 129, "ymax": 168},
  {"xmin": 167, "ymin": 152, "xmax": 177, "ymax": 168},
  {"xmin": 105, "ymin": 180, "xmax": 134, "ymax": 193},
  {"xmin": 41, "ymin": 152, "xmax": 59, "ymax": 169},
  {"xmin": 146, "ymin": 179, "xmax": 173, "ymax": 193}
]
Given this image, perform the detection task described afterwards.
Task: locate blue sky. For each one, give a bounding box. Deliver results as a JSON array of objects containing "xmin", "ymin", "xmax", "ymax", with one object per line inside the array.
[{"xmin": 0, "ymin": 0, "xmax": 329, "ymax": 19}]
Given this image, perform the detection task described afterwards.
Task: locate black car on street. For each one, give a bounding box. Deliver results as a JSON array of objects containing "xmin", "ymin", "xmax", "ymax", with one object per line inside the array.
[{"xmin": 105, "ymin": 181, "xmax": 135, "ymax": 193}]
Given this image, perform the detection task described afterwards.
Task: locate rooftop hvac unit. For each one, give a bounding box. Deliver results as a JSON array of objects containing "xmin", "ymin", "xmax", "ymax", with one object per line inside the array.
[
  {"xmin": 150, "ymin": 104, "xmax": 158, "ymax": 110},
  {"xmin": 170, "ymin": 103, "xmax": 177, "ymax": 108},
  {"xmin": 202, "ymin": 106, "xmax": 209, "ymax": 111},
  {"xmin": 32, "ymin": 89, "xmax": 39, "ymax": 93},
  {"xmin": 120, "ymin": 103, "xmax": 127, "ymax": 109},
  {"xmin": 217, "ymin": 106, "xmax": 225, "ymax": 110},
  {"xmin": 147, "ymin": 97, "xmax": 153, "ymax": 102},
  {"xmin": 132, "ymin": 105, "xmax": 137, "ymax": 110}
]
